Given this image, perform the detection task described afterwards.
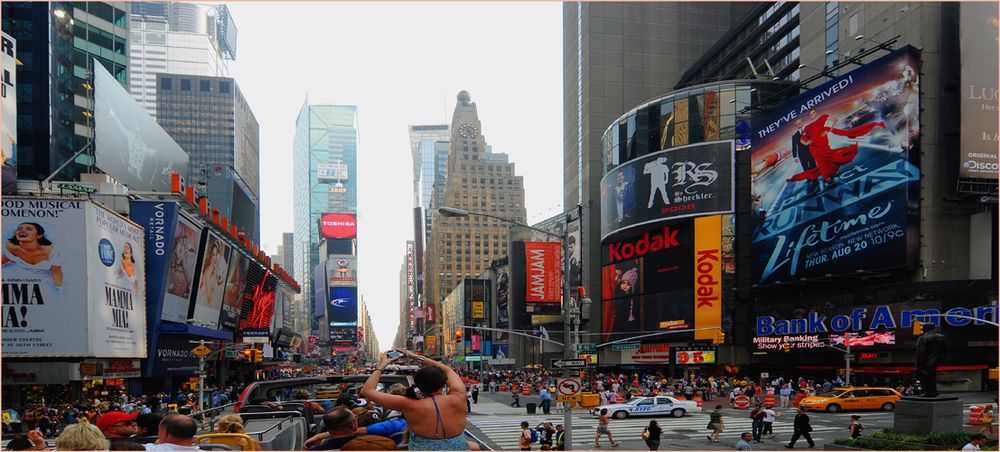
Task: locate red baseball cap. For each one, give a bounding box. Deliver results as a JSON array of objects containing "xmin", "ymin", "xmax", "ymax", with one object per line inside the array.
[{"xmin": 96, "ymin": 411, "xmax": 139, "ymax": 431}]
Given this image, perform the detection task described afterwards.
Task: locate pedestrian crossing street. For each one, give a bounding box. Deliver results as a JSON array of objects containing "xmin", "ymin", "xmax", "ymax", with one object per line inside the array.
[{"xmin": 468, "ymin": 412, "xmax": 847, "ymax": 450}]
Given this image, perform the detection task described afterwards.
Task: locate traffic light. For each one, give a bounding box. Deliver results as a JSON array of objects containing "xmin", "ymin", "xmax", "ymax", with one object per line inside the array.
[
  {"xmin": 913, "ymin": 320, "xmax": 924, "ymax": 336},
  {"xmin": 243, "ymin": 349, "xmax": 252, "ymax": 361},
  {"xmin": 455, "ymin": 329, "xmax": 463, "ymax": 341},
  {"xmin": 712, "ymin": 331, "xmax": 726, "ymax": 345},
  {"xmin": 254, "ymin": 349, "xmax": 263, "ymax": 363},
  {"xmin": 783, "ymin": 342, "xmax": 791, "ymax": 353}
]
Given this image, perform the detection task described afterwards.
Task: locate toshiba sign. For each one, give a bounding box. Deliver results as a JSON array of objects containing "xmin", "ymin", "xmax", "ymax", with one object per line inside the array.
[{"xmin": 321, "ymin": 213, "xmax": 357, "ymax": 239}]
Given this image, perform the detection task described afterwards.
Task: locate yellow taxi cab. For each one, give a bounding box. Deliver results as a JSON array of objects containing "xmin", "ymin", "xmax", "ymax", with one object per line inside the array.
[{"xmin": 798, "ymin": 387, "xmax": 902, "ymax": 413}]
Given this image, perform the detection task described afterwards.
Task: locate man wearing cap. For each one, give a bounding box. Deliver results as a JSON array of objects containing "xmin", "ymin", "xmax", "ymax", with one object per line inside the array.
[{"xmin": 97, "ymin": 410, "xmax": 139, "ymax": 446}]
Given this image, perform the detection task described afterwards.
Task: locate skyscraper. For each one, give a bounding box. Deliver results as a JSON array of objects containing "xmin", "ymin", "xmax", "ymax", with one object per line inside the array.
[
  {"xmin": 128, "ymin": 2, "xmax": 236, "ymax": 120},
  {"xmin": 282, "ymin": 232, "xmax": 295, "ymax": 275},
  {"xmin": 562, "ymin": 2, "xmax": 752, "ymax": 329},
  {"xmin": 1, "ymin": 2, "xmax": 129, "ymax": 182},
  {"xmin": 423, "ymin": 91, "xmax": 525, "ymax": 357},
  {"xmin": 409, "ymin": 124, "xmax": 450, "ymax": 243},
  {"xmin": 155, "ymin": 73, "xmax": 260, "ymax": 239},
  {"xmin": 292, "ymin": 102, "xmax": 359, "ymax": 319}
]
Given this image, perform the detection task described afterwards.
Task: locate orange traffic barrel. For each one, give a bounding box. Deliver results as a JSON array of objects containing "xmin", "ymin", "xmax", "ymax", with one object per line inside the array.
[{"xmin": 969, "ymin": 406, "xmax": 985, "ymax": 425}]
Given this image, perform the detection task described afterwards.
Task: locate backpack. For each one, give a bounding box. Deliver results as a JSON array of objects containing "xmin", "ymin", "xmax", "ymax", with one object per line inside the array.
[{"xmin": 530, "ymin": 429, "xmax": 539, "ymax": 444}]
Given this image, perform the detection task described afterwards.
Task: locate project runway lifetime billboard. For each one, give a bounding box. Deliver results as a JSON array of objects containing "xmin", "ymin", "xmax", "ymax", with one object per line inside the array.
[{"xmin": 750, "ymin": 47, "xmax": 921, "ymax": 285}]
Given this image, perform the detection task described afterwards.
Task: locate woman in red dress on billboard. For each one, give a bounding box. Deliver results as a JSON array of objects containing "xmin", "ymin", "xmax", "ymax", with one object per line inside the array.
[{"xmin": 786, "ymin": 109, "xmax": 885, "ymax": 184}]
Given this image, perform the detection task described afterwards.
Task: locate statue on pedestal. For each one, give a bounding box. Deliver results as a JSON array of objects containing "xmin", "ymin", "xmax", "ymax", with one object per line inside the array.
[{"xmin": 914, "ymin": 323, "xmax": 948, "ymax": 398}]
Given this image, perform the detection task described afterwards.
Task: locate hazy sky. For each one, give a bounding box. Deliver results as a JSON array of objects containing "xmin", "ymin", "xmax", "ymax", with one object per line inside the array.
[{"xmin": 228, "ymin": 2, "xmax": 564, "ymax": 350}]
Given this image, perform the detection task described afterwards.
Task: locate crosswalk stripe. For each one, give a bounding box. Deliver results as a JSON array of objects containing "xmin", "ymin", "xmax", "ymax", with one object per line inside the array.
[{"xmin": 468, "ymin": 416, "xmax": 848, "ymax": 449}]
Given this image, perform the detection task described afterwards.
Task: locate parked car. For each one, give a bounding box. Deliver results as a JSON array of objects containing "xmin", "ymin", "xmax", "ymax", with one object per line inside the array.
[{"xmin": 590, "ymin": 396, "xmax": 700, "ymax": 419}]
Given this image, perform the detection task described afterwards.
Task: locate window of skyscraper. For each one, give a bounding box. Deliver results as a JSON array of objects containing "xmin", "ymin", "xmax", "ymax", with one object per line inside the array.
[
  {"xmin": 220, "ymin": 81, "xmax": 231, "ymax": 93},
  {"xmin": 161, "ymin": 78, "xmax": 172, "ymax": 90},
  {"xmin": 201, "ymin": 80, "xmax": 211, "ymax": 92},
  {"xmin": 181, "ymin": 79, "xmax": 191, "ymax": 91}
]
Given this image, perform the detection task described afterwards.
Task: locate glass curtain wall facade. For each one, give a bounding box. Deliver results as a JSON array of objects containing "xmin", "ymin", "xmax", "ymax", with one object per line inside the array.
[
  {"xmin": 156, "ymin": 73, "xmax": 259, "ymax": 239},
  {"xmin": 292, "ymin": 103, "xmax": 359, "ymax": 320},
  {"xmin": 676, "ymin": 3, "xmax": 802, "ymax": 88},
  {"xmin": 1, "ymin": 1, "xmax": 128, "ymax": 181},
  {"xmin": 128, "ymin": 2, "xmax": 234, "ymax": 120}
]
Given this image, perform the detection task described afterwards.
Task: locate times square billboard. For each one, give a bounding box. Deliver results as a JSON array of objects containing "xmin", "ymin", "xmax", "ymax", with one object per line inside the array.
[
  {"xmin": 601, "ymin": 141, "xmax": 734, "ymax": 240},
  {"xmin": 750, "ymin": 47, "xmax": 920, "ymax": 285},
  {"xmin": 600, "ymin": 215, "xmax": 723, "ymax": 343}
]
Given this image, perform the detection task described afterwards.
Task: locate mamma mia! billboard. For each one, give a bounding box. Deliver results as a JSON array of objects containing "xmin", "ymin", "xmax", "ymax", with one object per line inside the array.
[{"xmin": 751, "ymin": 47, "xmax": 920, "ymax": 285}]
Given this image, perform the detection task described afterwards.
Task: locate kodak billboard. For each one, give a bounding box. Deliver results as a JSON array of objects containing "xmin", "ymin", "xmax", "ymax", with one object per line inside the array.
[{"xmin": 693, "ymin": 216, "xmax": 722, "ymax": 340}]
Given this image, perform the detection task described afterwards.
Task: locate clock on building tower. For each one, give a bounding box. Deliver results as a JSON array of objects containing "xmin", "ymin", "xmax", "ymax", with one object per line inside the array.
[{"xmin": 458, "ymin": 124, "xmax": 479, "ymax": 139}]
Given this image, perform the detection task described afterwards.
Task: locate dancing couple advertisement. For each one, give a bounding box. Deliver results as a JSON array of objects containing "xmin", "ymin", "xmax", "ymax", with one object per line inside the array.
[{"xmin": 751, "ymin": 47, "xmax": 920, "ymax": 285}]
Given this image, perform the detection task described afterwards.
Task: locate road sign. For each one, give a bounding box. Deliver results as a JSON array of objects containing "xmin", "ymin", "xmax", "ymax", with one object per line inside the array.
[
  {"xmin": 575, "ymin": 343, "xmax": 596, "ymax": 353},
  {"xmin": 557, "ymin": 377, "xmax": 583, "ymax": 396},
  {"xmin": 760, "ymin": 372, "xmax": 769, "ymax": 379},
  {"xmin": 611, "ymin": 343, "xmax": 640, "ymax": 351},
  {"xmin": 191, "ymin": 345, "xmax": 212, "ymax": 358},
  {"xmin": 551, "ymin": 358, "xmax": 586, "ymax": 369},
  {"xmin": 557, "ymin": 394, "xmax": 581, "ymax": 403}
]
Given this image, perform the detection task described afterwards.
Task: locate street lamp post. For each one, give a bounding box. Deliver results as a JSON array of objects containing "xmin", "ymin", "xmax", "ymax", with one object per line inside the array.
[{"xmin": 439, "ymin": 206, "xmax": 578, "ymax": 449}]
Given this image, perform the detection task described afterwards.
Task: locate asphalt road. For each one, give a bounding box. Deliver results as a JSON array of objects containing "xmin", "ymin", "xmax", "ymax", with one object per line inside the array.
[{"xmin": 463, "ymin": 391, "xmax": 998, "ymax": 451}]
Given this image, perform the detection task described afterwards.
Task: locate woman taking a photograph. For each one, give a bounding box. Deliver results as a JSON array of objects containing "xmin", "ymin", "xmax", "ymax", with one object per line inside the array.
[{"xmin": 361, "ymin": 350, "xmax": 468, "ymax": 450}]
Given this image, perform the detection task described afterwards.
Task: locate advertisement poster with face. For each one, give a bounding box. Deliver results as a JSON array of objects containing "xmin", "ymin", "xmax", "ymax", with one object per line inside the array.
[
  {"xmin": 1, "ymin": 198, "xmax": 88, "ymax": 356},
  {"xmin": 751, "ymin": 47, "xmax": 920, "ymax": 285},
  {"xmin": 162, "ymin": 216, "xmax": 200, "ymax": 323},
  {"xmin": 567, "ymin": 217, "xmax": 583, "ymax": 289},
  {"xmin": 87, "ymin": 204, "xmax": 147, "ymax": 357},
  {"xmin": 601, "ymin": 141, "xmax": 734, "ymax": 239},
  {"xmin": 218, "ymin": 251, "xmax": 249, "ymax": 331},
  {"xmin": 191, "ymin": 231, "xmax": 231, "ymax": 328},
  {"xmin": 600, "ymin": 219, "xmax": 696, "ymax": 342}
]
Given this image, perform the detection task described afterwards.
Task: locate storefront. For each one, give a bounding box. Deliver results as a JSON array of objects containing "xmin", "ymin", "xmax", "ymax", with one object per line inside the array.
[{"xmin": 750, "ymin": 281, "xmax": 998, "ymax": 391}]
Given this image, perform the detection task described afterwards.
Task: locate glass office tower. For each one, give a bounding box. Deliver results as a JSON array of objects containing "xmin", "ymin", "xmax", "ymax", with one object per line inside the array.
[{"xmin": 292, "ymin": 102, "xmax": 359, "ymax": 323}]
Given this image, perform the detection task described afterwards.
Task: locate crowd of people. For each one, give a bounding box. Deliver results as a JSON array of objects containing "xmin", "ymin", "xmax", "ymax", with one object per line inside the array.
[{"xmin": 1, "ymin": 363, "xmax": 990, "ymax": 451}]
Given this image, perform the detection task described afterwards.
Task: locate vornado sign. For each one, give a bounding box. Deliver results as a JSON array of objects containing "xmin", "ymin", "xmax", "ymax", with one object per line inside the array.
[
  {"xmin": 320, "ymin": 213, "xmax": 357, "ymax": 239},
  {"xmin": 600, "ymin": 141, "xmax": 734, "ymax": 240}
]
